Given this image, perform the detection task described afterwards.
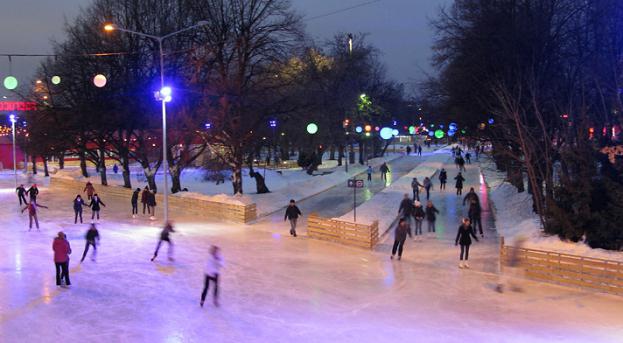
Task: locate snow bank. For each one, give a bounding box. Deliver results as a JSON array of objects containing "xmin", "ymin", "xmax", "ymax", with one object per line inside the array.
[
  {"xmin": 336, "ymin": 148, "xmax": 452, "ymax": 231},
  {"xmin": 482, "ymin": 158, "xmax": 623, "ymax": 262},
  {"xmin": 172, "ymin": 191, "xmax": 253, "ymax": 206}
]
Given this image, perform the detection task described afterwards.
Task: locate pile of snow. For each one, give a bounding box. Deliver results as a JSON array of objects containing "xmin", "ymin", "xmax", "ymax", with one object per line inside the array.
[
  {"xmin": 336, "ymin": 148, "xmax": 452, "ymax": 231},
  {"xmin": 482, "ymin": 158, "xmax": 623, "ymax": 262}
]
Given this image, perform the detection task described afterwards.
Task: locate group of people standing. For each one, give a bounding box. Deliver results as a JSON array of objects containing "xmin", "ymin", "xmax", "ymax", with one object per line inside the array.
[{"xmin": 132, "ymin": 186, "xmax": 157, "ymax": 219}]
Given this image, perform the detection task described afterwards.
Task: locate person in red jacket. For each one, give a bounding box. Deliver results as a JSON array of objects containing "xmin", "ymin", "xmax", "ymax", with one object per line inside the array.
[
  {"xmin": 53, "ymin": 231, "xmax": 72, "ymax": 287},
  {"xmin": 21, "ymin": 201, "xmax": 48, "ymax": 231},
  {"xmin": 83, "ymin": 181, "xmax": 95, "ymax": 201}
]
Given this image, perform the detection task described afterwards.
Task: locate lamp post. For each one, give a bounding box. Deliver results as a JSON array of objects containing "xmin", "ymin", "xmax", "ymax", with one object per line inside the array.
[
  {"xmin": 104, "ymin": 21, "xmax": 208, "ymax": 223},
  {"xmin": 9, "ymin": 114, "xmax": 17, "ymax": 187}
]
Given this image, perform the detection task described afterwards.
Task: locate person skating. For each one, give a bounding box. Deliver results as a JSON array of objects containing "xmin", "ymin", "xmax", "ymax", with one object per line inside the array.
[
  {"xmin": 27, "ymin": 184, "xmax": 39, "ymax": 202},
  {"xmin": 366, "ymin": 166, "xmax": 373, "ymax": 182},
  {"xmin": 151, "ymin": 222, "xmax": 175, "ymax": 261},
  {"xmin": 425, "ymin": 200, "xmax": 439, "ymax": 233},
  {"xmin": 423, "ymin": 177, "xmax": 433, "ymax": 200},
  {"xmin": 141, "ymin": 187, "xmax": 151, "ymax": 215},
  {"xmin": 390, "ymin": 218, "xmax": 410, "ymax": 260},
  {"xmin": 89, "ymin": 194, "xmax": 106, "ymax": 221},
  {"xmin": 73, "ymin": 195, "xmax": 87, "ymax": 224},
  {"xmin": 131, "ymin": 188, "xmax": 140, "ymax": 218},
  {"xmin": 468, "ymin": 200, "xmax": 484, "ymax": 238},
  {"xmin": 201, "ymin": 245, "xmax": 224, "ymax": 308},
  {"xmin": 455, "ymin": 172, "xmax": 465, "ymax": 196},
  {"xmin": 412, "ymin": 200, "xmax": 425, "ymax": 240},
  {"xmin": 463, "ymin": 187, "xmax": 480, "ymax": 206},
  {"xmin": 458, "ymin": 156, "xmax": 466, "ymax": 172},
  {"xmin": 465, "ymin": 152, "xmax": 471, "ymax": 164},
  {"xmin": 16, "ymin": 184, "xmax": 28, "ymax": 206},
  {"xmin": 411, "ymin": 177, "xmax": 423, "ymax": 201},
  {"xmin": 147, "ymin": 190, "xmax": 157, "ymax": 220},
  {"xmin": 284, "ymin": 199, "xmax": 302, "ymax": 237},
  {"xmin": 113, "ymin": 164, "xmax": 119, "ymax": 174},
  {"xmin": 406, "ymin": 146, "xmax": 412, "ymax": 155},
  {"xmin": 380, "ymin": 162, "xmax": 390, "ymax": 182},
  {"xmin": 417, "ymin": 145, "xmax": 422, "ymax": 156},
  {"xmin": 80, "ymin": 223, "xmax": 100, "ymax": 263},
  {"xmin": 83, "ymin": 181, "xmax": 95, "ymax": 201},
  {"xmin": 21, "ymin": 200, "xmax": 48, "ymax": 231},
  {"xmin": 455, "ymin": 218, "xmax": 478, "ymax": 268},
  {"xmin": 439, "ymin": 168, "xmax": 447, "ymax": 190},
  {"xmin": 398, "ymin": 194, "xmax": 413, "ymax": 219},
  {"xmin": 53, "ymin": 231, "xmax": 72, "ymax": 287}
]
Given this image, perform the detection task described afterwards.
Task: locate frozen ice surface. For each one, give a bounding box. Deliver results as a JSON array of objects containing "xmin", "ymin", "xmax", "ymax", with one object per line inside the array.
[{"xmin": 1, "ymin": 172, "xmax": 623, "ymax": 343}]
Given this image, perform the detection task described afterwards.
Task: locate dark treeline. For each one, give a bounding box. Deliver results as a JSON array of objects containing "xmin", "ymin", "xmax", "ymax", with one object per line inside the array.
[{"xmin": 427, "ymin": 0, "xmax": 623, "ymax": 250}]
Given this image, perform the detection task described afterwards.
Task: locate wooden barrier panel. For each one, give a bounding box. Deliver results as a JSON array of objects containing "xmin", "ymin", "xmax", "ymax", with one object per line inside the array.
[
  {"xmin": 50, "ymin": 178, "xmax": 257, "ymax": 224},
  {"xmin": 307, "ymin": 214, "xmax": 379, "ymax": 249},
  {"xmin": 500, "ymin": 241, "xmax": 623, "ymax": 296}
]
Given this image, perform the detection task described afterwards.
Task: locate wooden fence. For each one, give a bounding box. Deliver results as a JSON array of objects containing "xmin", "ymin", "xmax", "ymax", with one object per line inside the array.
[
  {"xmin": 50, "ymin": 178, "xmax": 257, "ymax": 224},
  {"xmin": 500, "ymin": 238, "xmax": 623, "ymax": 296},
  {"xmin": 307, "ymin": 214, "xmax": 379, "ymax": 249}
]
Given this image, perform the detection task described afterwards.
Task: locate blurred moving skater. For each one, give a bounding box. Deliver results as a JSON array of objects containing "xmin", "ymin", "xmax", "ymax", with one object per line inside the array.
[
  {"xmin": 22, "ymin": 200, "xmax": 48, "ymax": 231},
  {"xmin": 201, "ymin": 245, "xmax": 224, "ymax": 308},
  {"xmin": 80, "ymin": 224, "xmax": 100, "ymax": 263},
  {"xmin": 284, "ymin": 199, "xmax": 302, "ymax": 237},
  {"xmin": 390, "ymin": 218, "xmax": 410, "ymax": 260},
  {"xmin": 151, "ymin": 222, "xmax": 175, "ymax": 261},
  {"xmin": 16, "ymin": 184, "xmax": 28, "ymax": 206}
]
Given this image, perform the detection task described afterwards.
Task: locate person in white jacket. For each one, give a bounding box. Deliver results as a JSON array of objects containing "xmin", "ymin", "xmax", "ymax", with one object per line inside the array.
[{"xmin": 201, "ymin": 245, "xmax": 224, "ymax": 307}]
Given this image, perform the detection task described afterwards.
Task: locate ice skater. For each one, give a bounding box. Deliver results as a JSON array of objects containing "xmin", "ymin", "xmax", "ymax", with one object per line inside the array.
[
  {"xmin": 455, "ymin": 172, "xmax": 465, "ymax": 196},
  {"xmin": 80, "ymin": 224, "xmax": 100, "ymax": 263},
  {"xmin": 412, "ymin": 200, "xmax": 425, "ymax": 240},
  {"xmin": 201, "ymin": 245, "xmax": 224, "ymax": 308},
  {"xmin": 73, "ymin": 195, "xmax": 87, "ymax": 224},
  {"xmin": 16, "ymin": 184, "xmax": 28, "ymax": 206},
  {"xmin": 27, "ymin": 184, "xmax": 39, "ymax": 202},
  {"xmin": 89, "ymin": 194, "xmax": 106, "ymax": 221},
  {"xmin": 22, "ymin": 200, "xmax": 48, "ymax": 231},
  {"xmin": 390, "ymin": 218, "xmax": 410, "ymax": 260},
  {"xmin": 141, "ymin": 187, "xmax": 151, "ymax": 215},
  {"xmin": 411, "ymin": 177, "xmax": 423, "ymax": 201},
  {"xmin": 53, "ymin": 231, "xmax": 72, "ymax": 287},
  {"xmin": 423, "ymin": 177, "xmax": 433, "ymax": 200},
  {"xmin": 468, "ymin": 199, "xmax": 484, "ymax": 238},
  {"xmin": 284, "ymin": 199, "xmax": 302, "ymax": 237},
  {"xmin": 439, "ymin": 168, "xmax": 447, "ymax": 190},
  {"xmin": 151, "ymin": 222, "xmax": 175, "ymax": 261},
  {"xmin": 463, "ymin": 187, "xmax": 480, "ymax": 205},
  {"xmin": 83, "ymin": 181, "xmax": 95, "ymax": 201},
  {"xmin": 380, "ymin": 163, "xmax": 390, "ymax": 182},
  {"xmin": 417, "ymin": 145, "xmax": 422, "ymax": 156},
  {"xmin": 367, "ymin": 165, "xmax": 373, "ymax": 182},
  {"xmin": 147, "ymin": 190, "xmax": 157, "ymax": 220},
  {"xmin": 131, "ymin": 188, "xmax": 140, "ymax": 217},
  {"xmin": 455, "ymin": 218, "xmax": 478, "ymax": 268},
  {"xmin": 496, "ymin": 235, "xmax": 527, "ymax": 293},
  {"xmin": 425, "ymin": 200, "xmax": 439, "ymax": 233}
]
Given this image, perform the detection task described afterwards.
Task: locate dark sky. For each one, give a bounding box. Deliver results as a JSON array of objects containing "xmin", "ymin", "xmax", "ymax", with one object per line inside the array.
[{"xmin": 0, "ymin": 0, "xmax": 450, "ymax": 98}]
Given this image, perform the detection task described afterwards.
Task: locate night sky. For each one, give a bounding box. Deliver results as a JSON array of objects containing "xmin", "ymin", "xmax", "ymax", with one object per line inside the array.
[{"xmin": 0, "ymin": 0, "xmax": 450, "ymax": 98}]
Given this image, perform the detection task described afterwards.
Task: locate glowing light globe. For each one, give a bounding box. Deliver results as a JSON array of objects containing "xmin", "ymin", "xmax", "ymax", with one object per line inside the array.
[
  {"xmin": 434, "ymin": 129, "xmax": 445, "ymax": 139},
  {"xmin": 392, "ymin": 129, "xmax": 399, "ymax": 136},
  {"xmin": 380, "ymin": 127, "xmax": 393, "ymax": 140},
  {"xmin": 449, "ymin": 122, "xmax": 458, "ymax": 131},
  {"xmin": 488, "ymin": 118, "xmax": 495, "ymax": 125},
  {"xmin": 408, "ymin": 126, "xmax": 415, "ymax": 135},
  {"xmin": 364, "ymin": 125, "xmax": 372, "ymax": 132},
  {"xmin": 51, "ymin": 76, "xmax": 61, "ymax": 85},
  {"xmin": 306, "ymin": 123, "xmax": 318, "ymax": 134},
  {"xmin": 355, "ymin": 126, "xmax": 363, "ymax": 133},
  {"xmin": 3, "ymin": 76, "xmax": 18, "ymax": 90},
  {"xmin": 93, "ymin": 74, "xmax": 107, "ymax": 88},
  {"xmin": 448, "ymin": 130, "xmax": 455, "ymax": 137},
  {"xmin": 428, "ymin": 131, "xmax": 434, "ymax": 137}
]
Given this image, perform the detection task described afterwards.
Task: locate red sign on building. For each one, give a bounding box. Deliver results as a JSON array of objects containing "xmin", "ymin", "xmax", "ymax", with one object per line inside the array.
[{"xmin": 0, "ymin": 101, "xmax": 37, "ymax": 111}]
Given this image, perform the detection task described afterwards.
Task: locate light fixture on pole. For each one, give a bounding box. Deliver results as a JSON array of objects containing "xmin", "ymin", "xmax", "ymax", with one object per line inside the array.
[
  {"xmin": 9, "ymin": 114, "xmax": 17, "ymax": 187},
  {"xmin": 104, "ymin": 20, "xmax": 209, "ymax": 224}
]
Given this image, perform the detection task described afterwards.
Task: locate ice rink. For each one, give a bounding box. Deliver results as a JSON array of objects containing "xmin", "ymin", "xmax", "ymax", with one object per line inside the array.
[{"xmin": 1, "ymin": 175, "xmax": 623, "ymax": 343}]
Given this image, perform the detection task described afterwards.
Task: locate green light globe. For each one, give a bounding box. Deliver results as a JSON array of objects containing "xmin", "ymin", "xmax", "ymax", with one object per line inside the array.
[
  {"xmin": 51, "ymin": 76, "xmax": 61, "ymax": 85},
  {"xmin": 3, "ymin": 76, "xmax": 18, "ymax": 90},
  {"xmin": 306, "ymin": 123, "xmax": 318, "ymax": 134},
  {"xmin": 434, "ymin": 129, "xmax": 445, "ymax": 139}
]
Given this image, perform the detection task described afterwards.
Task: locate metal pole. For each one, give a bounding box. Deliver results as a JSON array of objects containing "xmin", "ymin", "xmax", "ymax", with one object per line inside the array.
[
  {"xmin": 345, "ymin": 132, "xmax": 349, "ymax": 173},
  {"xmin": 12, "ymin": 120, "xmax": 17, "ymax": 187},
  {"xmin": 159, "ymin": 38, "xmax": 169, "ymax": 224},
  {"xmin": 353, "ymin": 180, "xmax": 357, "ymax": 222}
]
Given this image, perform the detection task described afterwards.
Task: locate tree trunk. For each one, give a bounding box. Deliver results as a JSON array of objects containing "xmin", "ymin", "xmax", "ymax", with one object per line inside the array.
[
  {"xmin": 170, "ymin": 165, "xmax": 182, "ymax": 194},
  {"xmin": 79, "ymin": 150, "xmax": 89, "ymax": 177},
  {"xmin": 232, "ymin": 150, "xmax": 244, "ymax": 195},
  {"xmin": 358, "ymin": 140, "xmax": 365, "ymax": 165},
  {"xmin": 121, "ymin": 152, "xmax": 132, "ymax": 189},
  {"xmin": 31, "ymin": 155, "xmax": 37, "ymax": 174},
  {"xmin": 329, "ymin": 145, "xmax": 336, "ymax": 160},
  {"xmin": 42, "ymin": 155, "xmax": 49, "ymax": 177},
  {"xmin": 337, "ymin": 144, "xmax": 344, "ymax": 166},
  {"xmin": 349, "ymin": 143, "xmax": 355, "ymax": 164},
  {"xmin": 99, "ymin": 147, "xmax": 108, "ymax": 186}
]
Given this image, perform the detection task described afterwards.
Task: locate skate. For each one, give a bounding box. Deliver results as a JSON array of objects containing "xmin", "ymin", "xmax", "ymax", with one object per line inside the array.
[
  {"xmin": 397, "ymin": 256, "xmax": 401, "ymax": 261},
  {"xmin": 150, "ymin": 216, "xmax": 156, "ymax": 221},
  {"xmin": 150, "ymin": 256, "xmax": 156, "ymax": 262},
  {"xmin": 495, "ymin": 284, "xmax": 504, "ymax": 293},
  {"xmin": 132, "ymin": 215, "xmax": 137, "ymax": 219},
  {"xmin": 200, "ymin": 300, "xmax": 204, "ymax": 307},
  {"xmin": 459, "ymin": 262, "xmax": 464, "ymax": 268},
  {"xmin": 463, "ymin": 262, "xmax": 470, "ymax": 268},
  {"xmin": 390, "ymin": 255, "xmax": 394, "ymax": 260}
]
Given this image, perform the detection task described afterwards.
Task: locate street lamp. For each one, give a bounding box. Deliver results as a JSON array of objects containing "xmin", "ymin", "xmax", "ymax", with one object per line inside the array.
[
  {"xmin": 104, "ymin": 20, "xmax": 209, "ymax": 223},
  {"xmin": 9, "ymin": 114, "xmax": 17, "ymax": 187}
]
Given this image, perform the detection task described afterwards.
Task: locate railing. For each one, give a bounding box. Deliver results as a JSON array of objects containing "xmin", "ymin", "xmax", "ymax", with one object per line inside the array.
[{"xmin": 307, "ymin": 214, "xmax": 379, "ymax": 249}]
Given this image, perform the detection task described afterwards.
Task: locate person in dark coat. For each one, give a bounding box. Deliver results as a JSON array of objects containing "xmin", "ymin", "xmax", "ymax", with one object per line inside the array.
[
  {"xmin": 89, "ymin": 194, "xmax": 106, "ymax": 221},
  {"xmin": 455, "ymin": 172, "xmax": 466, "ymax": 196},
  {"xmin": 439, "ymin": 168, "xmax": 447, "ymax": 190},
  {"xmin": 411, "ymin": 177, "xmax": 423, "ymax": 201},
  {"xmin": 284, "ymin": 199, "xmax": 302, "ymax": 237},
  {"xmin": 465, "ymin": 152, "xmax": 471, "ymax": 164},
  {"xmin": 113, "ymin": 164, "xmax": 119, "ymax": 174},
  {"xmin": 151, "ymin": 222, "xmax": 175, "ymax": 261},
  {"xmin": 425, "ymin": 200, "xmax": 440, "ymax": 233},
  {"xmin": 22, "ymin": 200, "xmax": 48, "ymax": 231},
  {"xmin": 455, "ymin": 218, "xmax": 478, "ymax": 268},
  {"xmin": 73, "ymin": 195, "xmax": 87, "ymax": 224},
  {"xmin": 141, "ymin": 187, "xmax": 150, "ymax": 215},
  {"xmin": 380, "ymin": 163, "xmax": 390, "ymax": 182},
  {"xmin": 201, "ymin": 245, "xmax": 224, "ymax": 308},
  {"xmin": 463, "ymin": 187, "xmax": 480, "ymax": 206},
  {"xmin": 398, "ymin": 194, "xmax": 413, "ymax": 219},
  {"xmin": 27, "ymin": 184, "xmax": 39, "ymax": 202},
  {"xmin": 390, "ymin": 218, "xmax": 410, "ymax": 260},
  {"xmin": 80, "ymin": 224, "xmax": 100, "ymax": 262},
  {"xmin": 147, "ymin": 190, "xmax": 157, "ymax": 219},
  {"xmin": 468, "ymin": 200, "xmax": 484, "ymax": 237},
  {"xmin": 53, "ymin": 231, "xmax": 72, "ymax": 287},
  {"xmin": 423, "ymin": 177, "xmax": 433, "ymax": 200},
  {"xmin": 16, "ymin": 184, "xmax": 28, "ymax": 205},
  {"xmin": 412, "ymin": 200, "xmax": 425, "ymax": 239},
  {"xmin": 458, "ymin": 156, "xmax": 466, "ymax": 172},
  {"xmin": 417, "ymin": 145, "xmax": 422, "ymax": 156},
  {"xmin": 131, "ymin": 188, "xmax": 140, "ymax": 217}
]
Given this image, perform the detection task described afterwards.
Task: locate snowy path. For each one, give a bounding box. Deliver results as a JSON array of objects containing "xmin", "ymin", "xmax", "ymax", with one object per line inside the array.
[{"xmin": 1, "ymin": 175, "xmax": 623, "ymax": 342}]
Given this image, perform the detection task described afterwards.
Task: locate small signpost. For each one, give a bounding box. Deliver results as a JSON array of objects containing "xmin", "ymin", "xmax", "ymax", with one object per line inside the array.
[{"xmin": 347, "ymin": 178, "xmax": 364, "ymax": 222}]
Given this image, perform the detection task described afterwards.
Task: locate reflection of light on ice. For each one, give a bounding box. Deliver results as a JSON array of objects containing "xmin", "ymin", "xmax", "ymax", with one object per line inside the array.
[
  {"xmin": 0, "ymin": 187, "xmax": 17, "ymax": 194},
  {"xmin": 15, "ymin": 253, "xmax": 22, "ymax": 273}
]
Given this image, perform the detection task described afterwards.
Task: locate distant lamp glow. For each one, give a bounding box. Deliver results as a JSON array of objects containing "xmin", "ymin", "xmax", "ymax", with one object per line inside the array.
[
  {"xmin": 479, "ymin": 123, "xmax": 486, "ymax": 130},
  {"xmin": 374, "ymin": 126, "xmax": 380, "ymax": 132},
  {"xmin": 461, "ymin": 129, "xmax": 466, "ymax": 134},
  {"xmin": 448, "ymin": 130, "xmax": 455, "ymax": 137},
  {"xmin": 392, "ymin": 129, "xmax": 399, "ymax": 136},
  {"xmin": 306, "ymin": 123, "xmax": 318, "ymax": 135},
  {"xmin": 380, "ymin": 127, "xmax": 393, "ymax": 140},
  {"xmin": 355, "ymin": 126, "xmax": 363, "ymax": 133},
  {"xmin": 408, "ymin": 126, "xmax": 416, "ymax": 135},
  {"xmin": 160, "ymin": 86, "xmax": 172, "ymax": 102},
  {"xmin": 51, "ymin": 76, "xmax": 61, "ymax": 85},
  {"xmin": 434, "ymin": 129, "xmax": 444, "ymax": 139},
  {"xmin": 36, "ymin": 80, "xmax": 43, "ymax": 84},
  {"xmin": 93, "ymin": 74, "xmax": 107, "ymax": 88},
  {"xmin": 104, "ymin": 24, "xmax": 115, "ymax": 31},
  {"xmin": 3, "ymin": 76, "xmax": 18, "ymax": 90},
  {"xmin": 205, "ymin": 123, "xmax": 212, "ymax": 129},
  {"xmin": 360, "ymin": 93, "xmax": 366, "ymax": 99},
  {"xmin": 269, "ymin": 119, "xmax": 277, "ymax": 128},
  {"xmin": 365, "ymin": 132, "xmax": 371, "ymax": 137},
  {"xmin": 364, "ymin": 124, "xmax": 372, "ymax": 132},
  {"xmin": 9, "ymin": 114, "xmax": 16, "ymax": 123},
  {"xmin": 428, "ymin": 131, "xmax": 434, "ymax": 137},
  {"xmin": 488, "ymin": 118, "xmax": 495, "ymax": 125}
]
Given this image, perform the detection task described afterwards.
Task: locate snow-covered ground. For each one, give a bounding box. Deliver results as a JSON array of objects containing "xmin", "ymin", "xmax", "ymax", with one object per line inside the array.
[
  {"xmin": 482, "ymin": 157, "xmax": 623, "ymax": 262},
  {"xmin": 2, "ymin": 169, "xmax": 623, "ymax": 342}
]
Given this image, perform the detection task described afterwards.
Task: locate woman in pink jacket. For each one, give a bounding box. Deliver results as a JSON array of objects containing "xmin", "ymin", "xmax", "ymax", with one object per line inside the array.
[{"xmin": 53, "ymin": 232, "xmax": 72, "ymax": 287}]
